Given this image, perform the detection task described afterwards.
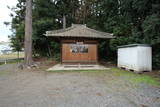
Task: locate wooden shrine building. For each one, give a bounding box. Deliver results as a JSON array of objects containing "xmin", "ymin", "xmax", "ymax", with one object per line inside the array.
[{"xmin": 45, "ymin": 24, "xmax": 114, "ymax": 64}]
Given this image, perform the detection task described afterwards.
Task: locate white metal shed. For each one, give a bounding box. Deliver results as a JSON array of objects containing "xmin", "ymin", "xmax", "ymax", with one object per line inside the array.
[{"xmin": 118, "ymin": 44, "xmax": 152, "ymax": 73}]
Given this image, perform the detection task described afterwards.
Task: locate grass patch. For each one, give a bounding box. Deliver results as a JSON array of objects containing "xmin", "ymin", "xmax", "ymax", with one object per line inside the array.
[
  {"xmin": 111, "ymin": 68, "xmax": 160, "ymax": 87},
  {"xmin": 131, "ymin": 75, "xmax": 160, "ymax": 86},
  {"xmin": 0, "ymin": 59, "xmax": 23, "ymax": 66},
  {"xmin": 0, "ymin": 71, "xmax": 10, "ymax": 76},
  {"xmin": 0, "ymin": 62, "xmax": 3, "ymax": 65},
  {"xmin": 0, "ymin": 52, "xmax": 24, "ymax": 59},
  {"xmin": 47, "ymin": 67, "xmax": 160, "ymax": 87}
]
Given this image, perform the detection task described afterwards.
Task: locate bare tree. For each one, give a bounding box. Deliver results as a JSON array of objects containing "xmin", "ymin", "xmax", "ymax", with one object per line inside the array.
[{"xmin": 24, "ymin": 0, "xmax": 33, "ymax": 66}]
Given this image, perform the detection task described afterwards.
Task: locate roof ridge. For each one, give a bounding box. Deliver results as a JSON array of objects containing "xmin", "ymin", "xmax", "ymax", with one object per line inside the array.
[
  {"xmin": 72, "ymin": 24, "xmax": 86, "ymax": 27},
  {"xmin": 46, "ymin": 26, "xmax": 75, "ymax": 34},
  {"xmin": 45, "ymin": 24, "xmax": 114, "ymax": 39},
  {"xmin": 85, "ymin": 27, "xmax": 113, "ymax": 36}
]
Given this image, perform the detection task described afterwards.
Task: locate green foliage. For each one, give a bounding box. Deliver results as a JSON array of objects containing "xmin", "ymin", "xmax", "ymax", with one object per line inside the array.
[
  {"xmin": 10, "ymin": 23, "xmax": 24, "ymax": 52},
  {"xmin": 141, "ymin": 14, "xmax": 160, "ymax": 69},
  {"xmin": 130, "ymin": 28, "xmax": 143, "ymax": 43},
  {"xmin": 10, "ymin": 37, "xmax": 22, "ymax": 52},
  {"xmin": 50, "ymin": 41, "xmax": 60, "ymax": 61},
  {"xmin": 153, "ymin": 51, "xmax": 160, "ymax": 69},
  {"xmin": 110, "ymin": 37, "xmax": 131, "ymax": 51},
  {"xmin": 142, "ymin": 14, "xmax": 160, "ymax": 45},
  {"xmin": 113, "ymin": 24, "xmax": 131, "ymax": 37}
]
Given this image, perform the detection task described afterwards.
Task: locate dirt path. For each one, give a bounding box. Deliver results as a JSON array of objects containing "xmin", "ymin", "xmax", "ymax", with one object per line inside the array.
[{"xmin": 0, "ymin": 64, "xmax": 159, "ymax": 107}]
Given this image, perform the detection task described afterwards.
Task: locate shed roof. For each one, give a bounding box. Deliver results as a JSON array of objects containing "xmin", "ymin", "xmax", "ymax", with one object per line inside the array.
[
  {"xmin": 118, "ymin": 44, "xmax": 151, "ymax": 48},
  {"xmin": 45, "ymin": 24, "xmax": 114, "ymax": 39}
]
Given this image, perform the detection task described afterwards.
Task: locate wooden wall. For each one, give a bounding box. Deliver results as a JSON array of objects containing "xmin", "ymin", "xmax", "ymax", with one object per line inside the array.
[{"xmin": 61, "ymin": 39, "xmax": 98, "ymax": 64}]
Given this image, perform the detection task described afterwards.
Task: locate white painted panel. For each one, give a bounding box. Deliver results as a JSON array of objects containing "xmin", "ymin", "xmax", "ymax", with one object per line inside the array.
[
  {"xmin": 137, "ymin": 46, "xmax": 152, "ymax": 71},
  {"xmin": 118, "ymin": 45, "xmax": 152, "ymax": 72}
]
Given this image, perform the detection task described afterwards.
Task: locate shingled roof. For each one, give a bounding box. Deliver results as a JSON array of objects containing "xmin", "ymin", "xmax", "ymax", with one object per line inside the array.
[{"xmin": 45, "ymin": 24, "xmax": 114, "ymax": 39}]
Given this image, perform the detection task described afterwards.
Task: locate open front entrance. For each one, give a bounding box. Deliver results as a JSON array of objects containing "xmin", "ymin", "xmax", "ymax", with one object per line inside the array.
[{"xmin": 61, "ymin": 40, "xmax": 98, "ymax": 64}]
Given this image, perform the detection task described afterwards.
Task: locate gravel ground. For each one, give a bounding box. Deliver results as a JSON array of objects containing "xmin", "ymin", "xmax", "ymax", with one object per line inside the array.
[{"xmin": 0, "ymin": 64, "xmax": 159, "ymax": 107}]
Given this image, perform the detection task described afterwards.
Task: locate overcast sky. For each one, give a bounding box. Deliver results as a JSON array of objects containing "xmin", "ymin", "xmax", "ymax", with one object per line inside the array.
[{"xmin": 0, "ymin": 0, "xmax": 18, "ymax": 42}]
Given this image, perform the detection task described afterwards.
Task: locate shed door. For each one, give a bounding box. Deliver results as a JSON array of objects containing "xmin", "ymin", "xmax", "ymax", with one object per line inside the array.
[{"xmin": 62, "ymin": 43, "xmax": 97, "ymax": 63}]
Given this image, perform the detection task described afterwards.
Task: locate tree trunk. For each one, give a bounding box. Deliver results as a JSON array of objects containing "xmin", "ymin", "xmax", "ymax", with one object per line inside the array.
[
  {"xmin": 47, "ymin": 44, "xmax": 51, "ymax": 57},
  {"xmin": 63, "ymin": 15, "xmax": 66, "ymax": 29},
  {"xmin": 24, "ymin": 0, "xmax": 33, "ymax": 66},
  {"xmin": 17, "ymin": 51, "xmax": 19, "ymax": 63}
]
